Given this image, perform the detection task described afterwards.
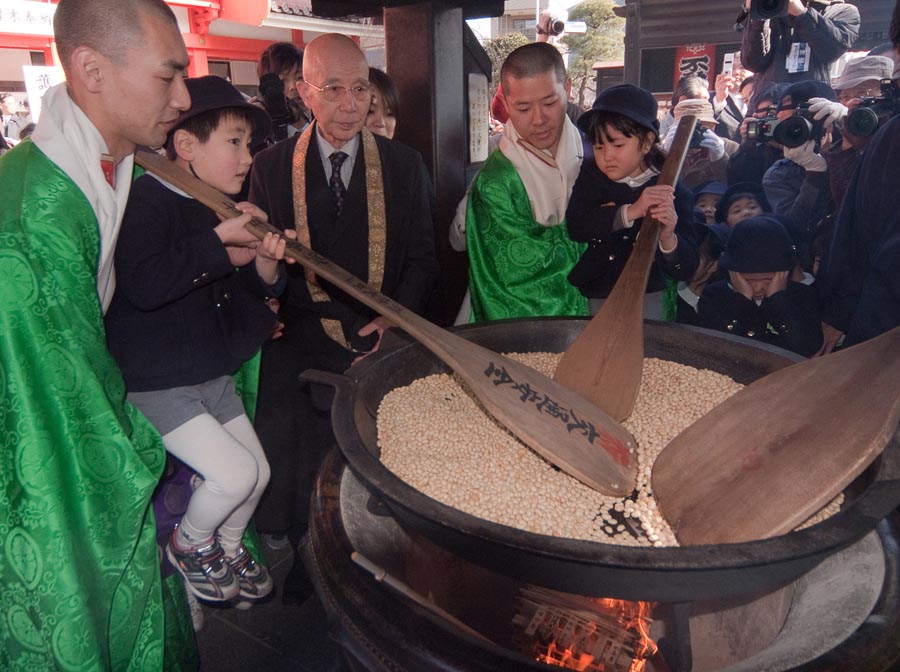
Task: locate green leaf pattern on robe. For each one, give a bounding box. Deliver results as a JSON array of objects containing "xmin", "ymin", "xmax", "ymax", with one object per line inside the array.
[
  {"xmin": 0, "ymin": 141, "xmax": 191, "ymax": 671},
  {"xmin": 465, "ymin": 150, "xmax": 590, "ymax": 322}
]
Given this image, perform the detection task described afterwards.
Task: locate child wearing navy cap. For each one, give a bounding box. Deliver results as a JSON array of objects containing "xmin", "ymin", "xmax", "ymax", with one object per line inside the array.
[
  {"xmin": 106, "ymin": 76, "xmax": 292, "ymax": 606},
  {"xmin": 566, "ymin": 84, "xmax": 699, "ymax": 317},
  {"xmin": 697, "ymin": 215, "xmax": 822, "ymax": 356}
]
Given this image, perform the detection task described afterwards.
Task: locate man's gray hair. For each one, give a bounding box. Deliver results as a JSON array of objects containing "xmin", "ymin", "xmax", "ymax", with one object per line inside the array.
[{"xmin": 54, "ymin": 0, "xmax": 178, "ymax": 71}]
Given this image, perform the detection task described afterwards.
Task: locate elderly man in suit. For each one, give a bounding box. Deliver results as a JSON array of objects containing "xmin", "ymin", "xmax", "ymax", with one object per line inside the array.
[{"xmin": 248, "ymin": 33, "xmax": 439, "ymax": 603}]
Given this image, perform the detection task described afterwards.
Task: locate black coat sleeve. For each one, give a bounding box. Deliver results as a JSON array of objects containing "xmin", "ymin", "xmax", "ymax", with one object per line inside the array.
[{"xmin": 566, "ymin": 161, "xmax": 620, "ymax": 243}]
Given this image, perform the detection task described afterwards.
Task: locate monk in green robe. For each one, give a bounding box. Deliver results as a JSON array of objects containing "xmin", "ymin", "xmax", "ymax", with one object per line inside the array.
[
  {"xmin": 465, "ymin": 43, "xmax": 589, "ymax": 322},
  {"xmin": 0, "ymin": 1, "xmax": 197, "ymax": 669}
]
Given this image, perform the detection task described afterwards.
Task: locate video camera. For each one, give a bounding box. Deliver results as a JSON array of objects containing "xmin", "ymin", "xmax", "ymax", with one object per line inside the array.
[
  {"xmin": 749, "ymin": 0, "xmax": 789, "ymax": 20},
  {"xmin": 745, "ymin": 102, "xmax": 826, "ymax": 148},
  {"xmin": 845, "ymin": 78, "xmax": 900, "ymax": 137},
  {"xmin": 537, "ymin": 9, "xmax": 566, "ymax": 36}
]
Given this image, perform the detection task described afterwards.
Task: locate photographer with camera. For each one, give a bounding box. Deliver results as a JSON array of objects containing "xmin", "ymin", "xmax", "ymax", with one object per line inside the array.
[
  {"xmin": 817, "ymin": 55, "xmax": 895, "ymax": 208},
  {"xmin": 726, "ymin": 81, "xmax": 786, "ymax": 184},
  {"xmin": 739, "ymin": 0, "xmax": 860, "ymax": 87},
  {"xmin": 762, "ymin": 80, "xmax": 837, "ymax": 270},
  {"xmin": 256, "ymin": 42, "xmax": 311, "ymax": 143},
  {"xmin": 663, "ymin": 98, "xmax": 739, "ymax": 189},
  {"xmin": 817, "ymin": 0, "xmax": 900, "ymax": 353}
]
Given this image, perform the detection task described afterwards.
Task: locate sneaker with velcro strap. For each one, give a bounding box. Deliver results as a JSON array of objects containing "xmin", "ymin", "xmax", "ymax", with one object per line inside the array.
[
  {"xmin": 166, "ymin": 533, "xmax": 240, "ymax": 603},
  {"xmin": 227, "ymin": 545, "xmax": 274, "ymax": 600}
]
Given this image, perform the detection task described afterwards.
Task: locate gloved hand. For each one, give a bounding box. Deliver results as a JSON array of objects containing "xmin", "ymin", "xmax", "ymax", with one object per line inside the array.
[
  {"xmin": 699, "ymin": 129, "xmax": 726, "ymax": 161},
  {"xmin": 783, "ymin": 140, "xmax": 827, "ymax": 172},
  {"xmin": 808, "ymin": 97, "xmax": 848, "ymax": 127}
]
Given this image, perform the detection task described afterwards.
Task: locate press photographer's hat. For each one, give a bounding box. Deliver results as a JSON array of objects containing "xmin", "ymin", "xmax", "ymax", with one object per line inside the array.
[
  {"xmin": 833, "ymin": 56, "xmax": 894, "ymax": 91},
  {"xmin": 578, "ymin": 84, "xmax": 660, "ymax": 139},
  {"xmin": 778, "ymin": 80, "xmax": 836, "ymax": 111},
  {"xmin": 718, "ymin": 215, "xmax": 796, "ymax": 273},
  {"xmin": 674, "ymin": 98, "xmax": 717, "ymax": 125},
  {"xmin": 170, "ymin": 75, "xmax": 272, "ymax": 144}
]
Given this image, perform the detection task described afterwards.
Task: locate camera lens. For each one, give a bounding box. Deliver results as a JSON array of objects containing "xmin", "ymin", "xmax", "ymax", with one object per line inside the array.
[
  {"xmin": 774, "ymin": 116, "xmax": 812, "ymax": 148},
  {"xmin": 551, "ymin": 19, "xmax": 565, "ymax": 35},
  {"xmin": 751, "ymin": 0, "xmax": 788, "ymax": 19},
  {"xmin": 846, "ymin": 107, "xmax": 881, "ymax": 137}
]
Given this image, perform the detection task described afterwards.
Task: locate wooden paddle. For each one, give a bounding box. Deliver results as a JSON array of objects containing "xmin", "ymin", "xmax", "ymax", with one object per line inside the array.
[
  {"xmin": 553, "ymin": 115, "xmax": 698, "ymax": 422},
  {"xmin": 135, "ymin": 149, "xmax": 638, "ymax": 497},
  {"xmin": 652, "ymin": 326, "xmax": 900, "ymax": 546}
]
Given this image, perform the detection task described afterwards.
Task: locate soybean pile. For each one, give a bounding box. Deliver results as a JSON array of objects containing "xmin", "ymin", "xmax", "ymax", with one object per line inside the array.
[{"xmin": 377, "ymin": 353, "xmax": 843, "ymax": 547}]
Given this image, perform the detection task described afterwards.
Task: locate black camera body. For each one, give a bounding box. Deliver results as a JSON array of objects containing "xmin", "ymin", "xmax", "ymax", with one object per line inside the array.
[
  {"xmin": 258, "ymin": 73, "xmax": 292, "ymax": 140},
  {"xmin": 773, "ymin": 102, "xmax": 826, "ymax": 148},
  {"xmin": 745, "ymin": 116, "xmax": 780, "ymax": 144},
  {"xmin": 845, "ymin": 79, "xmax": 900, "ymax": 137},
  {"xmin": 689, "ymin": 124, "xmax": 708, "ymax": 149},
  {"xmin": 749, "ymin": 0, "xmax": 790, "ymax": 19}
]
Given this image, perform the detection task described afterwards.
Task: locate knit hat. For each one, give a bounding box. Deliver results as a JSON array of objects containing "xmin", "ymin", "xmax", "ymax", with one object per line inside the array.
[
  {"xmin": 170, "ymin": 75, "xmax": 272, "ymax": 144},
  {"xmin": 578, "ymin": 84, "xmax": 660, "ymax": 139},
  {"xmin": 673, "ymin": 98, "xmax": 717, "ymax": 125},
  {"xmin": 778, "ymin": 80, "xmax": 836, "ymax": 111},
  {"xmin": 714, "ymin": 181, "xmax": 772, "ymax": 224},
  {"xmin": 833, "ymin": 55, "xmax": 894, "ymax": 91},
  {"xmin": 718, "ymin": 215, "xmax": 797, "ymax": 273}
]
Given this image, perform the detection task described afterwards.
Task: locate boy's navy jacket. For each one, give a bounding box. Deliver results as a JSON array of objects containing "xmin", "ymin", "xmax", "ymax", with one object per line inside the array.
[
  {"xmin": 105, "ymin": 174, "xmax": 284, "ymax": 392},
  {"xmin": 697, "ymin": 280, "xmax": 823, "ymax": 357},
  {"xmin": 566, "ymin": 161, "xmax": 699, "ymax": 299}
]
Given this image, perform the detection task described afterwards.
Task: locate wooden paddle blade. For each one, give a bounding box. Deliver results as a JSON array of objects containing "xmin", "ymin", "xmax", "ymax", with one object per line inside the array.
[
  {"xmin": 553, "ymin": 116, "xmax": 697, "ymax": 422},
  {"xmin": 135, "ymin": 149, "xmax": 638, "ymax": 496},
  {"xmin": 651, "ymin": 327, "xmax": 900, "ymax": 546}
]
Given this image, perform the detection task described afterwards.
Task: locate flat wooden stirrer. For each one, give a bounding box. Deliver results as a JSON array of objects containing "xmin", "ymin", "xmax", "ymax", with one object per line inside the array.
[
  {"xmin": 553, "ymin": 116, "xmax": 697, "ymax": 422},
  {"xmin": 135, "ymin": 149, "xmax": 639, "ymax": 496},
  {"xmin": 652, "ymin": 326, "xmax": 900, "ymax": 545}
]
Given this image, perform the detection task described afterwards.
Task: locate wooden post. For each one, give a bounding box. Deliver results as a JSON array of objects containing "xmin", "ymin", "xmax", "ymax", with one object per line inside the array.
[{"xmin": 385, "ymin": 2, "xmax": 468, "ymax": 326}]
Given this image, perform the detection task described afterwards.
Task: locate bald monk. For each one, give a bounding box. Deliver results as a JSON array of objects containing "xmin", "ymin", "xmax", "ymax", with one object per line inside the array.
[{"xmin": 248, "ymin": 33, "xmax": 439, "ymax": 603}]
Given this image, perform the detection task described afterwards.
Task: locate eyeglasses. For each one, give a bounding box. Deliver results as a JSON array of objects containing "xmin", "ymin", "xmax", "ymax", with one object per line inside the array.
[
  {"xmin": 306, "ymin": 81, "xmax": 371, "ymax": 103},
  {"xmin": 838, "ymin": 88, "xmax": 876, "ymax": 103}
]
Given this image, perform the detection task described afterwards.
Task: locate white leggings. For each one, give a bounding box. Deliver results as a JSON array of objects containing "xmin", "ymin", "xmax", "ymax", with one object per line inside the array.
[{"xmin": 162, "ymin": 413, "xmax": 270, "ymax": 553}]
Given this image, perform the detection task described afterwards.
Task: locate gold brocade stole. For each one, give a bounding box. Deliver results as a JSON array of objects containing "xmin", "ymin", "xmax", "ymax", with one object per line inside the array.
[{"xmin": 291, "ymin": 125, "xmax": 387, "ymax": 349}]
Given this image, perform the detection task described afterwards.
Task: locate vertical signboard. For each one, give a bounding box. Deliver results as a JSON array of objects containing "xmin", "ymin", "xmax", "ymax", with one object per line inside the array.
[{"xmin": 673, "ymin": 43, "xmax": 715, "ymax": 87}]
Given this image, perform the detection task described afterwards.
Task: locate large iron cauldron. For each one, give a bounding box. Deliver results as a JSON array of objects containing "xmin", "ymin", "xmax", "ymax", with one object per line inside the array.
[{"xmin": 304, "ymin": 319, "xmax": 900, "ymax": 603}]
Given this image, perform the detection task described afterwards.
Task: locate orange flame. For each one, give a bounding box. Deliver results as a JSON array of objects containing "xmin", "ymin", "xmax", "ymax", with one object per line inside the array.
[{"xmin": 529, "ymin": 598, "xmax": 656, "ymax": 672}]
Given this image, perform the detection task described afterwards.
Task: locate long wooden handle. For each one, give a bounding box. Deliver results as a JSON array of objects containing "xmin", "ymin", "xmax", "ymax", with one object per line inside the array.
[
  {"xmin": 552, "ymin": 116, "xmax": 698, "ymax": 422},
  {"xmin": 135, "ymin": 149, "xmax": 639, "ymax": 496},
  {"xmin": 616, "ymin": 115, "xmax": 697, "ymax": 292}
]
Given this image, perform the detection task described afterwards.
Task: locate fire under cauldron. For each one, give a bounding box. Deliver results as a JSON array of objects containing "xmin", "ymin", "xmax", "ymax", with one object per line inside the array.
[{"xmin": 300, "ymin": 319, "xmax": 900, "ymax": 671}]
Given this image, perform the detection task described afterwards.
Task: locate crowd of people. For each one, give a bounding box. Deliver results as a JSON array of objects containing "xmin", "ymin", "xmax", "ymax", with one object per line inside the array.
[{"xmin": 1, "ymin": 0, "xmax": 898, "ymax": 667}]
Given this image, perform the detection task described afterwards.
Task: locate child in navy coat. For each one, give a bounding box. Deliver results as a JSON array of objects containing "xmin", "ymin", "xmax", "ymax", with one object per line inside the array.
[
  {"xmin": 106, "ymin": 76, "xmax": 291, "ymax": 606},
  {"xmin": 566, "ymin": 84, "xmax": 699, "ymax": 317},
  {"xmin": 697, "ymin": 215, "xmax": 822, "ymax": 356}
]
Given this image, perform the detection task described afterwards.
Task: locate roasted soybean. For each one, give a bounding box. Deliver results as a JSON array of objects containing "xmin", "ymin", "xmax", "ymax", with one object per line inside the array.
[{"xmin": 377, "ymin": 354, "xmax": 842, "ymax": 546}]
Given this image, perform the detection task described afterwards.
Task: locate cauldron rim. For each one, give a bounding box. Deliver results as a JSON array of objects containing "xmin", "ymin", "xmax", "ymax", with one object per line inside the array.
[{"xmin": 314, "ymin": 318, "xmax": 900, "ymax": 599}]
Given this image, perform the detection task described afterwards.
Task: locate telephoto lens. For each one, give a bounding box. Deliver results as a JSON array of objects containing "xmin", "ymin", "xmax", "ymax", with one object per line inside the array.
[{"xmin": 750, "ymin": 0, "xmax": 789, "ymax": 19}]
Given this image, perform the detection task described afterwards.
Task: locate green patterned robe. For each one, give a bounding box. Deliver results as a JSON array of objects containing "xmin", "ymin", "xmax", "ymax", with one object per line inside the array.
[
  {"xmin": 0, "ymin": 141, "xmax": 196, "ymax": 671},
  {"xmin": 465, "ymin": 150, "xmax": 589, "ymax": 322}
]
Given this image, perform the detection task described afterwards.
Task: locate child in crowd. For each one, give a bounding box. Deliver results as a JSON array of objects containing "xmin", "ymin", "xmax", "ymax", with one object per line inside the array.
[
  {"xmin": 693, "ymin": 181, "xmax": 726, "ymax": 225},
  {"xmin": 566, "ymin": 84, "xmax": 698, "ymax": 317},
  {"xmin": 675, "ymin": 182, "xmax": 729, "ymax": 324},
  {"xmin": 714, "ymin": 181, "xmax": 771, "ymax": 230},
  {"xmin": 105, "ymin": 76, "xmax": 291, "ymax": 604},
  {"xmin": 697, "ymin": 215, "xmax": 822, "ymax": 356}
]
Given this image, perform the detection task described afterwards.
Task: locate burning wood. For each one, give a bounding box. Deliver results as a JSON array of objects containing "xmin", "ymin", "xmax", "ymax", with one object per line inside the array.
[{"xmin": 512, "ymin": 586, "xmax": 656, "ymax": 672}]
